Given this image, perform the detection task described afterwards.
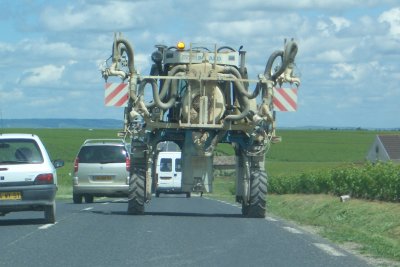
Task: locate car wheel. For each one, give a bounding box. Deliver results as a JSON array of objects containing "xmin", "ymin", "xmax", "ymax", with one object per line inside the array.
[
  {"xmin": 84, "ymin": 195, "xmax": 94, "ymax": 203},
  {"xmin": 73, "ymin": 193, "xmax": 82, "ymax": 204},
  {"xmin": 44, "ymin": 203, "xmax": 56, "ymax": 224}
]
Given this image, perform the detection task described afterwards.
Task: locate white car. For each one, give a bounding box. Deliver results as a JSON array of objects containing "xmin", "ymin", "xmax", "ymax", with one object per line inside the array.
[
  {"xmin": 0, "ymin": 133, "xmax": 64, "ymax": 223},
  {"xmin": 155, "ymin": 151, "xmax": 190, "ymax": 198}
]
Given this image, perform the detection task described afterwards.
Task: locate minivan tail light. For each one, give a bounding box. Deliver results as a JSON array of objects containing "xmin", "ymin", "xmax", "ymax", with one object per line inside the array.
[
  {"xmin": 126, "ymin": 157, "xmax": 130, "ymax": 171},
  {"xmin": 34, "ymin": 173, "xmax": 54, "ymax": 184},
  {"xmin": 74, "ymin": 157, "xmax": 79, "ymax": 172}
]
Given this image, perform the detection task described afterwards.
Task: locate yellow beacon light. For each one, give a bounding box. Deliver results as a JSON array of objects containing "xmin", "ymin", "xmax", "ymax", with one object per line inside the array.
[{"xmin": 177, "ymin": 41, "xmax": 185, "ymax": 50}]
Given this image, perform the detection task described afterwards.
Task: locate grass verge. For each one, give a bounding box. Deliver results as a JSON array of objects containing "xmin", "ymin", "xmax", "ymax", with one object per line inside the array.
[
  {"xmin": 268, "ymin": 194, "xmax": 400, "ymax": 263},
  {"xmin": 208, "ymin": 176, "xmax": 400, "ymax": 266}
]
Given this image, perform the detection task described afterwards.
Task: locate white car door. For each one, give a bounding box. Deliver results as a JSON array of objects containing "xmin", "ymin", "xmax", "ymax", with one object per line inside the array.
[{"xmin": 173, "ymin": 157, "xmax": 182, "ymax": 189}]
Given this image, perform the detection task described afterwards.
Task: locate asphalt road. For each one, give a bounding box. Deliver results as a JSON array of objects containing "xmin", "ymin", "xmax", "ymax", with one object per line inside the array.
[{"xmin": 0, "ymin": 195, "xmax": 371, "ymax": 267}]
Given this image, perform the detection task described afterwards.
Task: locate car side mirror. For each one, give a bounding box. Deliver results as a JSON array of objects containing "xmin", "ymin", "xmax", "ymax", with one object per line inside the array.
[{"xmin": 53, "ymin": 159, "xmax": 65, "ymax": 168}]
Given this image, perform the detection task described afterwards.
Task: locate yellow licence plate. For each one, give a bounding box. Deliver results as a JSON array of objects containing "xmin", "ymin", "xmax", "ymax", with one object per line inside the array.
[
  {"xmin": 0, "ymin": 192, "xmax": 22, "ymax": 200},
  {"xmin": 94, "ymin": 176, "xmax": 113, "ymax": 181}
]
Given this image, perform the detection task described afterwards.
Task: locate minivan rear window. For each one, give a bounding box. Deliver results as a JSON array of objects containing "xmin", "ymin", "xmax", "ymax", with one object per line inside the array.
[
  {"xmin": 160, "ymin": 158, "xmax": 172, "ymax": 172},
  {"xmin": 0, "ymin": 139, "xmax": 43, "ymax": 164},
  {"xmin": 78, "ymin": 145, "xmax": 127, "ymax": 163},
  {"xmin": 175, "ymin": 158, "xmax": 182, "ymax": 172}
]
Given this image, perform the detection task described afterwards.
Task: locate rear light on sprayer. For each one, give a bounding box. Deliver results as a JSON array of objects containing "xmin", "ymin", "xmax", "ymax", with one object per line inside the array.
[{"xmin": 34, "ymin": 173, "xmax": 54, "ymax": 185}]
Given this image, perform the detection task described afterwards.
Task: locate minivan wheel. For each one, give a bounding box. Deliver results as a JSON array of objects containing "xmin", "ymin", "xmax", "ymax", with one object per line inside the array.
[
  {"xmin": 84, "ymin": 195, "xmax": 94, "ymax": 203},
  {"xmin": 44, "ymin": 203, "xmax": 56, "ymax": 224},
  {"xmin": 73, "ymin": 193, "xmax": 82, "ymax": 204}
]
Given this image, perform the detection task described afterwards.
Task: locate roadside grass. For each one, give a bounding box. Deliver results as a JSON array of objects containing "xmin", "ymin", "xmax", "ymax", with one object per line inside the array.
[
  {"xmin": 209, "ymin": 178, "xmax": 400, "ymax": 264},
  {"xmin": 268, "ymin": 194, "xmax": 400, "ymax": 263}
]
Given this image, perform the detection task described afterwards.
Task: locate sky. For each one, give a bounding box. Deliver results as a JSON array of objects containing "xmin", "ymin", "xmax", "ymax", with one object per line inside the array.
[{"xmin": 0, "ymin": 0, "xmax": 399, "ymax": 129}]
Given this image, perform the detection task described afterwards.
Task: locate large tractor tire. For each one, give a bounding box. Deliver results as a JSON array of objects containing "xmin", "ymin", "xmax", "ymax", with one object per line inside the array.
[
  {"xmin": 127, "ymin": 169, "xmax": 146, "ymax": 215},
  {"xmin": 242, "ymin": 170, "xmax": 267, "ymax": 218}
]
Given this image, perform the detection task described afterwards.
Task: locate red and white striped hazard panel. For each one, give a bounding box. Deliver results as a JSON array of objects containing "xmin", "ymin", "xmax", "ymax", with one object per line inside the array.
[
  {"xmin": 104, "ymin": 83, "xmax": 129, "ymax": 107},
  {"xmin": 273, "ymin": 88, "xmax": 298, "ymax": 112}
]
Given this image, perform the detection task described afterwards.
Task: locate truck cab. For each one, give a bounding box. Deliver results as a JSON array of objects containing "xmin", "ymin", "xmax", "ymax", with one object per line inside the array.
[{"xmin": 155, "ymin": 152, "xmax": 190, "ymax": 198}]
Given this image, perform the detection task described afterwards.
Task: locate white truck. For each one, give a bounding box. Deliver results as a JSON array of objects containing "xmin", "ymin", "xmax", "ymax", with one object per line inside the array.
[{"xmin": 155, "ymin": 151, "xmax": 190, "ymax": 198}]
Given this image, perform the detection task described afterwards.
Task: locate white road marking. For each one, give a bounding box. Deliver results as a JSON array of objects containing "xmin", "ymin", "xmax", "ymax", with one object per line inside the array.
[
  {"xmin": 265, "ymin": 216, "xmax": 278, "ymax": 222},
  {"xmin": 38, "ymin": 223, "xmax": 57, "ymax": 230},
  {"xmin": 193, "ymin": 195, "xmax": 347, "ymax": 258},
  {"xmin": 112, "ymin": 198, "xmax": 125, "ymax": 203},
  {"xmin": 283, "ymin": 226, "xmax": 303, "ymax": 234},
  {"xmin": 81, "ymin": 207, "xmax": 93, "ymax": 211},
  {"xmin": 314, "ymin": 243, "xmax": 346, "ymax": 257}
]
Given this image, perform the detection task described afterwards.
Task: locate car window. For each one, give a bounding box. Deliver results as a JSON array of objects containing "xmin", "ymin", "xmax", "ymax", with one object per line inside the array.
[
  {"xmin": 78, "ymin": 145, "xmax": 127, "ymax": 163},
  {"xmin": 0, "ymin": 138, "xmax": 44, "ymax": 164},
  {"xmin": 160, "ymin": 158, "xmax": 172, "ymax": 172},
  {"xmin": 175, "ymin": 158, "xmax": 181, "ymax": 172}
]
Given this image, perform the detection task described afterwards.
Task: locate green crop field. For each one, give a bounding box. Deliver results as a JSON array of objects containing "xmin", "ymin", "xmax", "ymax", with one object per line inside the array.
[
  {"xmin": 217, "ymin": 129, "xmax": 394, "ymax": 177},
  {"xmin": 2, "ymin": 128, "xmax": 396, "ymax": 197}
]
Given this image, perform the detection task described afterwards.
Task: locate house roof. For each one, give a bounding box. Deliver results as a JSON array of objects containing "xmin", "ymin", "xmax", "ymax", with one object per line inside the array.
[{"xmin": 378, "ymin": 135, "xmax": 400, "ymax": 160}]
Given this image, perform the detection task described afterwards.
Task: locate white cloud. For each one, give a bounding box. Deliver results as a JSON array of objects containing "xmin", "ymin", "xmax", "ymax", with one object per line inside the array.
[
  {"xmin": 19, "ymin": 38, "xmax": 77, "ymax": 58},
  {"xmin": 18, "ymin": 64, "xmax": 65, "ymax": 86},
  {"xmin": 316, "ymin": 16, "xmax": 351, "ymax": 37},
  {"xmin": 28, "ymin": 96, "xmax": 64, "ymax": 107},
  {"xmin": 209, "ymin": 0, "xmax": 397, "ymax": 11},
  {"xmin": 0, "ymin": 88, "xmax": 24, "ymax": 101},
  {"xmin": 0, "ymin": 42, "xmax": 15, "ymax": 53},
  {"xmin": 39, "ymin": 1, "xmax": 146, "ymax": 32},
  {"xmin": 315, "ymin": 50, "xmax": 346, "ymax": 62},
  {"xmin": 379, "ymin": 7, "xmax": 400, "ymax": 40},
  {"xmin": 330, "ymin": 17, "xmax": 351, "ymax": 32},
  {"xmin": 206, "ymin": 14, "xmax": 303, "ymax": 42},
  {"xmin": 330, "ymin": 63, "xmax": 356, "ymax": 79},
  {"xmin": 68, "ymin": 90, "xmax": 86, "ymax": 98},
  {"xmin": 336, "ymin": 96, "xmax": 362, "ymax": 109},
  {"xmin": 329, "ymin": 61, "xmax": 389, "ymax": 84},
  {"xmin": 135, "ymin": 53, "xmax": 151, "ymax": 75}
]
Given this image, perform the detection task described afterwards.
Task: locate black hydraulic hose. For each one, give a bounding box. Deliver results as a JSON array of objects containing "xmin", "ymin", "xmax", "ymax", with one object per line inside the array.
[
  {"xmin": 224, "ymin": 78, "xmax": 252, "ymax": 121},
  {"xmin": 265, "ymin": 50, "xmax": 284, "ymax": 80},
  {"xmin": 217, "ymin": 46, "xmax": 236, "ymax": 52},
  {"xmin": 112, "ymin": 38, "xmax": 135, "ymax": 74},
  {"xmin": 140, "ymin": 78, "xmax": 178, "ymax": 110},
  {"xmin": 224, "ymin": 97, "xmax": 250, "ymax": 121},
  {"xmin": 157, "ymin": 65, "xmax": 187, "ymax": 100},
  {"xmin": 143, "ymin": 65, "xmax": 187, "ymax": 109},
  {"xmin": 264, "ymin": 40, "xmax": 298, "ymax": 81},
  {"xmin": 222, "ymin": 67, "xmax": 261, "ymax": 99}
]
